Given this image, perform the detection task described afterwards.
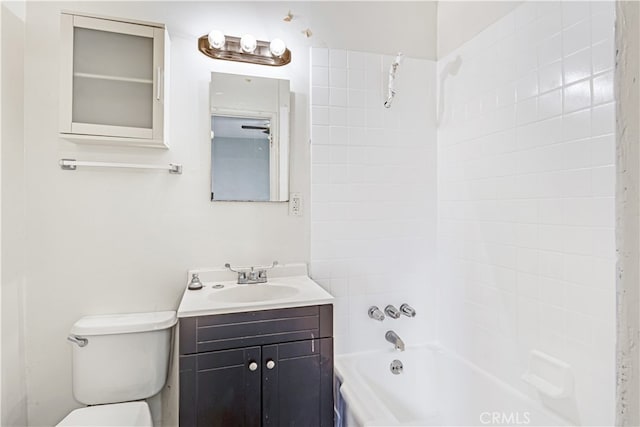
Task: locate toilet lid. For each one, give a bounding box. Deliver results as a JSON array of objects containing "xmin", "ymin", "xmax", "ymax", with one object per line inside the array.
[{"xmin": 56, "ymin": 401, "xmax": 152, "ymax": 426}]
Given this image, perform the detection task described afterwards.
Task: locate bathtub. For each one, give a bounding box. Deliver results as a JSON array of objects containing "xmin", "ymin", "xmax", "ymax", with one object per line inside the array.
[{"xmin": 334, "ymin": 344, "xmax": 569, "ymax": 426}]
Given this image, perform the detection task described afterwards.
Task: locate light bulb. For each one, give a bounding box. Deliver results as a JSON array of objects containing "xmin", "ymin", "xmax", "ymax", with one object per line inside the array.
[
  {"xmin": 240, "ymin": 34, "xmax": 257, "ymax": 53},
  {"xmin": 207, "ymin": 30, "xmax": 225, "ymax": 49},
  {"xmin": 269, "ymin": 38, "xmax": 286, "ymax": 57}
]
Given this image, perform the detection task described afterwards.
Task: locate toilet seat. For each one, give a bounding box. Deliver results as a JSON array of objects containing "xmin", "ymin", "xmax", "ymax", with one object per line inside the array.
[{"xmin": 56, "ymin": 401, "xmax": 152, "ymax": 426}]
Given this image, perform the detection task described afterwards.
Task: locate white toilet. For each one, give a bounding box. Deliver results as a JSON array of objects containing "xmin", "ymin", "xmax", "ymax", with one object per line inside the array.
[{"xmin": 57, "ymin": 311, "xmax": 177, "ymax": 426}]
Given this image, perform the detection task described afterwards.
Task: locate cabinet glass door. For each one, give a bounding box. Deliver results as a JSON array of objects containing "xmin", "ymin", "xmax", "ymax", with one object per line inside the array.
[{"xmin": 72, "ymin": 27, "xmax": 153, "ymax": 129}]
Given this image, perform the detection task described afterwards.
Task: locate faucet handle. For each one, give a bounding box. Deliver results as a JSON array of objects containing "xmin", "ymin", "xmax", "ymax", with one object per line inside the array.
[
  {"xmin": 399, "ymin": 303, "xmax": 416, "ymax": 317},
  {"xmin": 263, "ymin": 261, "xmax": 279, "ymax": 270},
  {"xmin": 385, "ymin": 305, "xmax": 401, "ymax": 319},
  {"xmin": 225, "ymin": 261, "xmax": 278, "ymax": 273},
  {"xmin": 368, "ymin": 306, "xmax": 385, "ymax": 321},
  {"xmin": 225, "ymin": 263, "xmax": 242, "ymax": 273}
]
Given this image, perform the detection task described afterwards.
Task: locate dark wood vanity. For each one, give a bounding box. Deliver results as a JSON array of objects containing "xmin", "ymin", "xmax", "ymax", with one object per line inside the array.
[{"xmin": 178, "ymin": 304, "xmax": 334, "ymax": 427}]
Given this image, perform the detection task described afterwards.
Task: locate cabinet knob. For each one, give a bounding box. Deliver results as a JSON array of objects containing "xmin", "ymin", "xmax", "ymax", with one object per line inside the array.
[
  {"xmin": 248, "ymin": 361, "xmax": 258, "ymax": 371},
  {"xmin": 266, "ymin": 360, "xmax": 276, "ymax": 370}
]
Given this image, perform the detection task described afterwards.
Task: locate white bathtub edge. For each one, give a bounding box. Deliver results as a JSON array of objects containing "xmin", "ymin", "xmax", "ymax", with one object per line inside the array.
[
  {"xmin": 335, "ymin": 342, "xmax": 572, "ymax": 427},
  {"xmin": 340, "ymin": 382, "xmax": 397, "ymax": 427}
]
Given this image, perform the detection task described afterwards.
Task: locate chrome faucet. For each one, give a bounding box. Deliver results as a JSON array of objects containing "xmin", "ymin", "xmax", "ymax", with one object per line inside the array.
[
  {"xmin": 385, "ymin": 330, "xmax": 405, "ymax": 351},
  {"xmin": 225, "ymin": 261, "xmax": 278, "ymax": 284}
]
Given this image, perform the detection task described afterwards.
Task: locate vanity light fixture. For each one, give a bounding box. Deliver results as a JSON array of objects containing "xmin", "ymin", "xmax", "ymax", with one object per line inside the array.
[
  {"xmin": 207, "ymin": 30, "xmax": 225, "ymax": 49},
  {"xmin": 240, "ymin": 34, "xmax": 257, "ymax": 53},
  {"xmin": 269, "ymin": 38, "xmax": 286, "ymax": 57},
  {"xmin": 198, "ymin": 30, "xmax": 291, "ymax": 66}
]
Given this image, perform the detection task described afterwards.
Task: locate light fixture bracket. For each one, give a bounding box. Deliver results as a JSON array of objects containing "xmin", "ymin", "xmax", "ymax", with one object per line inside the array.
[{"xmin": 198, "ymin": 34, "xmax": 291, "ymax": 67}]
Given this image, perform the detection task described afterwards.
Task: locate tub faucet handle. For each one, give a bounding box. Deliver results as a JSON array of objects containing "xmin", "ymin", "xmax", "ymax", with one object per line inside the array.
[
  {"xmin": 368, "ymin": 306, "xmax": 385, "ymax": 321},
  {"xmin": 385, "ymin": 305, "xmax": 401, "ymax": 319},
  {"xmin": 399, "ymin": 303, "xmax": 416, "ymax": 317}
]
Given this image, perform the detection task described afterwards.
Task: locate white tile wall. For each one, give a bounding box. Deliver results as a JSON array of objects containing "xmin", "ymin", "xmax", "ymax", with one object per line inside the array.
[
  {"xmin": 437, "ymin": 2, "xmax": 615, "ymax": 425},
  {"xmin": 310, "ymin": 48, "xmax": 438, "ymax": 354}
]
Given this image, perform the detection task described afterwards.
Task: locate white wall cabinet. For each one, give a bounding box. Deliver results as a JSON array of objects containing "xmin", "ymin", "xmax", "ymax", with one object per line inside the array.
[{"xmin": 59, "ymin": 12, "xmax": 169, "ymax": 148}]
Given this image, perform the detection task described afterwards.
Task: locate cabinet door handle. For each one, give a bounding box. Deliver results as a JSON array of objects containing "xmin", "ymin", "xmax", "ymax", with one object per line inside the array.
[
  {"xmin": 266, "ymin": 360, "xmax": 275, "ymax": 370},
  {"xmin": 248, "ymin": 361, "xmax": 258, "ymax": 371}
]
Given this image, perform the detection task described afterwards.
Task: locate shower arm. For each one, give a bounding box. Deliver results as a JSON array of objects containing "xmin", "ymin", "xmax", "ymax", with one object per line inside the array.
[{"xmin": 384, "ymin": 53, "xmax": 403, "ymax": 108}]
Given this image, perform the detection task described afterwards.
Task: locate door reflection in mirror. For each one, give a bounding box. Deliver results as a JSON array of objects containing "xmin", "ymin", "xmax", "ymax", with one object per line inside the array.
[{"xmin": 211, "ymin": 115, "xmax": 272, "ymax": 201}]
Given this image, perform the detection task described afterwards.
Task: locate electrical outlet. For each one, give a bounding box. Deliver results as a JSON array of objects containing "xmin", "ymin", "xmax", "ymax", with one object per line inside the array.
[{"xmin": 289, "ymin": 193, "xmax": 302, "ymax": 216}]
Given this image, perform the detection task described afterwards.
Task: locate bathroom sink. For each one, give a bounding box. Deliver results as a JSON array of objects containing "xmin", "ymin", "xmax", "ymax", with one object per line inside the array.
[
  {"xmin": 177, "ymin": 263, "xmax": 334, "ymax": 317},
  {"xmin": 209, "ymin": 284, "xmax": 300, "ymax": 303}
]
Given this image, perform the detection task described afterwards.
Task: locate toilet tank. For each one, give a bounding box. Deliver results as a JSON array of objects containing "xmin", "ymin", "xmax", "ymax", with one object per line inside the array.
[{"xmin": 69, "ymin": 311, "xmax": 177, "ymax": 405}]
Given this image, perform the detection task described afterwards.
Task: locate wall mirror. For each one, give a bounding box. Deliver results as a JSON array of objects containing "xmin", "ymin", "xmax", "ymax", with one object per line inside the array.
[{"xmin": 210, "ymin": 72, "xmax": 290, "ymax": 202}]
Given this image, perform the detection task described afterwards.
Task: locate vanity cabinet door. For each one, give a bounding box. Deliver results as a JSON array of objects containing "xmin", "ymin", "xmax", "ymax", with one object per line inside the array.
[
  {"xmin": 262, "ymin": 338, "xmax": 334, "ymax": 427},
  {"xmin": 180, "ymin": 346, "xmax": 262, "ymax": 427}
]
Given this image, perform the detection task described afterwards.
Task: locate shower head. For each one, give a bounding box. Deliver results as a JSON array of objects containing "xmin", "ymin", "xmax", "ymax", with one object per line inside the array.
[
  {"xmin": 384, "ymin": 52, "xmax": 404, "ymax": 108},
  {"xmin": 444, "ymin": 55, "xmax": 462, "ymax": 77},
  {"xmin": 437, "ymin": 55, "xmax": 463, "ymax": 127}
]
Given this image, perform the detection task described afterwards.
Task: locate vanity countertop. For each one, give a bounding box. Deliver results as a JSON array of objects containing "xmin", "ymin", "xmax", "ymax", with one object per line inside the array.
[{"xmin": 177, "ymin": 263, "xmax": 334, "ymax": 318}]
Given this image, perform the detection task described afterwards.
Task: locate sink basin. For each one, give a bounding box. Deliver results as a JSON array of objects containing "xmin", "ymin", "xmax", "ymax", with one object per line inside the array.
[
  {"xmin": 209, "ymin": 284, "xmax": 300, "ymax": 304},
  {"xmin": 178, "ymin": 264, "xmax": 334, "ymax": 317}
]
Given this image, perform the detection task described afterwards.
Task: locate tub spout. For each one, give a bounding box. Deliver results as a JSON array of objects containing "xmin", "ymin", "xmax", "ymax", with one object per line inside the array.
[{"xmin": 385, "ymin": 330, "xmax": 405, "ymax": 351}]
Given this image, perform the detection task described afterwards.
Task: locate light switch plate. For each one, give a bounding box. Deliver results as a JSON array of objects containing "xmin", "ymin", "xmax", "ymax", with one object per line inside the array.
[{"xmin": 289, "ymin": 193, "xmax": 302, "ymax": 216}]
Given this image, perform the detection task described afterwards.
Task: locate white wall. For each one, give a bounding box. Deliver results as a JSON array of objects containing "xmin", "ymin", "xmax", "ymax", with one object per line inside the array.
[
  {"xmin": 309, "ymin": 48, "xmax": 438, "ymax": 354},
  {"xmin": 308, "ymin": 2, "xmax": 437, "ymax": 60},
  {"xmin": 437, "ymin": 1, "xmax": 616, "ymax": 425},
  {"xmin": 1, "ymin": 3, "xmax": 3, "ymax": 420},
  {"xmin": 20, "ymin": 2, "xmax": 437, "ymax": 425},
  {"xmin": 1, "ymin": 3, "xmax": 3, "ymax": 425},
  {"xmin": 437, "ymin": 1, "xmax": 522, "ymax": 58},
  {"xmin": 1, "ymin": 1, "xmax": 28, "ymax": 425}
]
